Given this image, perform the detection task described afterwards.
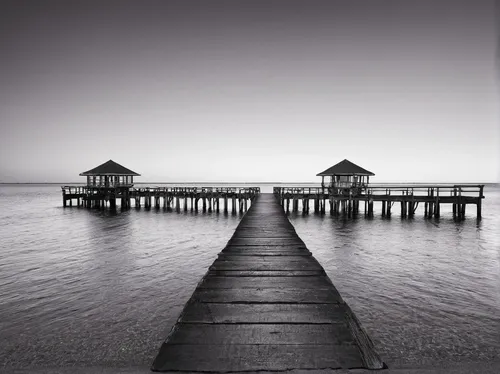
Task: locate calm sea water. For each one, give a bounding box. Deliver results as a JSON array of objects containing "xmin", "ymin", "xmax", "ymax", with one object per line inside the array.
[{"xmin": 0, "ymin": 183, "xmax": 499, "ymax": 370}]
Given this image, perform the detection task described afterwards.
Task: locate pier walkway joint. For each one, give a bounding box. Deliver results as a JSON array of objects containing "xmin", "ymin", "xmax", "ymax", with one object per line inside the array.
[{"xmin": 151, "ymin": 194, "xmax": 384, "ymax": 372}]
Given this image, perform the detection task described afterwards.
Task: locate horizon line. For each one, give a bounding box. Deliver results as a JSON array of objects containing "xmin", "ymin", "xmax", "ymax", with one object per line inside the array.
[{"xmin": 1, "ymin": 181, "xmax": 498, "ymax": 185}]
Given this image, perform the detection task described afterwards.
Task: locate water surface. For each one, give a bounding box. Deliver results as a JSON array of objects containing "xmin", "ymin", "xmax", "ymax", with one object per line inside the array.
[{"xmin": 0, "ymin": 184, "xmax": 499, "ymax": 369}]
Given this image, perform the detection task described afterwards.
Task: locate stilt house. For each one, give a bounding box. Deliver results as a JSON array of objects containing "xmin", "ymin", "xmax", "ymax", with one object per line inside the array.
[
  {"xmin": 317, "ymin": 159, "xmax": 374, "ymax": 190},
  {"xmin": 79, "ymin": 159, "xmax": 140, "ymax": 188}
]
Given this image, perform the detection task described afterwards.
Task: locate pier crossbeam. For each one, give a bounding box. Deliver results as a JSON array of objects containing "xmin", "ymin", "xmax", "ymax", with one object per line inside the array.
[{"xmin": 151, "ymin": 194, "xmax": 384, "ymax": 372}]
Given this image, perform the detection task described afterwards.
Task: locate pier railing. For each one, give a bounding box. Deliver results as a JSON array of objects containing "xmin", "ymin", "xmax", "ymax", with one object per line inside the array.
[
  {"xmin": 61, "ymin": 185, "xmax": 261, "ymax": 211},
  {"xmin": 273, "ymin": 184, "xmax": 484, "ymax": 198},
  {"xmin": 273, "ymin": 184, "xmax": 484, "ymax": 219}
]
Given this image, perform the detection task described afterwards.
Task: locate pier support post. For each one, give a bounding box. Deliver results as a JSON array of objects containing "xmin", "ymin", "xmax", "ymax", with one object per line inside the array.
[
  {"xmin": 368, "ymin": 199, "xmax": 374, "ymax": 217},
  {"xmin": 477, "ymin": 186, "xmax": 483, "ymax": 220},
  {"xmin": 410, "ymin": 201, "xmax": 416, "ymax": 217},
  {"xmin": 434, "ymin": 201, "xmax": 440, "ymax": 218}
]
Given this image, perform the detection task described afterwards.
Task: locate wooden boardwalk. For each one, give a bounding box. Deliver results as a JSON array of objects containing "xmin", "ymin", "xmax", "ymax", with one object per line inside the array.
[{"xmin": 151, "ymin": 194, "xmax": 384, "ymax": 372}]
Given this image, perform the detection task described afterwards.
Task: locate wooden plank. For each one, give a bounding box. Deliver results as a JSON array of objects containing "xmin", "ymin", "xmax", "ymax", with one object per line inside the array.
[
  {"xmin": 210, "ymin": 259, "xmax": 322, "ymax": 271},
  {"xmin": 167, "ymin": 324, "xmax": 356, "ymax": 345},
  {"xmin": 223, "ymin": 245, "xmax": 308, "ymax": 251},
  {"xmin": 216, "ymin": 254, "xmax": 317, "ymax": 262},
  {"xmin": 192, "ymin": 288, "xmax": 343, "ymax": 304},
  {"xmin": 208, "ymin": 270, "xmax": 326, "ymax": 277},
  {"xmin": 179, "ymin": 302, "xmax": 348, "ymax": 324},
  {"xmin": 228, "ymin": 238, "xmax": 305, "ymax": 246},
  {"xmin": 152, "ymin": 344, "xmax": 364, "ymax": 371},
  {"xmin": 199, "ymin": 276, "xmax": 333, "ymax": 289},
  {"xmin": 219, "ymin": 250, "xmax": 312, "ymax": 256}
]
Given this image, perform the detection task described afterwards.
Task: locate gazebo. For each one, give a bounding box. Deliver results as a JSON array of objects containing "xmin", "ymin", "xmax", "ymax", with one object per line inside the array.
[
  {"xmin": 317, "ymin": 159, "xmax": 374, "ymax": 189},
  {"xmin": 79, "ymin": 159, "xmax": 140, "ymax": 188}
]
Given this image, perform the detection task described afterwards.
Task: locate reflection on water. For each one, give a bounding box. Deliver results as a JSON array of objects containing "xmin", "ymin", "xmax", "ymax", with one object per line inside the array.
[{"xmin": 0, "ymin": 185, "xmax": 499, "ymax": 369}]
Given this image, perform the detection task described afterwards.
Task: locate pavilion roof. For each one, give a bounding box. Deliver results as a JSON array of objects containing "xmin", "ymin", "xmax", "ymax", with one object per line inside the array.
[
  {"xmin": 79, "ymin": 160, "xmax": 140, "ymax": 176},
  {"xmin": 316, "ymin": 159, "xmax": 375, "ymax": 176}
]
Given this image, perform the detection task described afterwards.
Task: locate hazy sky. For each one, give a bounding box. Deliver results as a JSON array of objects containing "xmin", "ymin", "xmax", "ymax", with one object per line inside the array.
[{"xmin": 1, "ymin": 0, "xmax": 499, "ymax": 183}]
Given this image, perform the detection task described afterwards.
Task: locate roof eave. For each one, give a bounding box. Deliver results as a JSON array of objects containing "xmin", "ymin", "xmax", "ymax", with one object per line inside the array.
[
  {"xmin": 79, "ymin": 172, "xmax": 141, "ymax": 176},
  {"xmin": 316, "ymin": 172, "xmax": 375, "ymax": 177}
]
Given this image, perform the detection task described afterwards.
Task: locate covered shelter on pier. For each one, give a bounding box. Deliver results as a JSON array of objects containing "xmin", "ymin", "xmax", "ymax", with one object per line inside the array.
[
  {"xmin": 317, "ymin": 159, "xmax": 374, "ymax": 189},
  {"xmin": 79, "ymin": 159, "xmax": 140, "ymax": 188}
]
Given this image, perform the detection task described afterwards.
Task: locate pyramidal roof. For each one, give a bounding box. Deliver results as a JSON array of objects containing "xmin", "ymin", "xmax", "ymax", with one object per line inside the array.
[
  {"xmin": 317, "ymin": 159, "xmax": 375, "ymax": 176},
  {"xmin": 79, "ymin": 160, "xmax": 140, "ymax": 176}
]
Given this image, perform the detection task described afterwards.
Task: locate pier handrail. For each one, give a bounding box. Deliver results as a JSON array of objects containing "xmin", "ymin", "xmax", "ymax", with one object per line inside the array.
[{"xmin": 273, "ymin": 184, "xmax": 485, "ymax": 198}]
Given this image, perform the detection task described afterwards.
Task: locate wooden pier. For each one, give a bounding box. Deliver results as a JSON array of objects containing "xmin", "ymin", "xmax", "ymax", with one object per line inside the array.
[
  {"xmin": 151, "ymin": 194, "xmax": 384, "ymax": 372},
  {"xmin": 61, "ymin": 186, "xmax": 260, "ymax": 213},
  {"xmin": 274, "ymin": 184, "xmax": 485, "ymax": 220}
]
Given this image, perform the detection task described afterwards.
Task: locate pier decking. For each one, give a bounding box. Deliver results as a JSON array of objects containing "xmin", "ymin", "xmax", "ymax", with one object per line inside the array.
[
  {"xmin": 151, "ymin": 194, "xmax": 384, "ymax": 372},
  {"xmin": 61, "ymin": 186, "xmax": 260, "ymax": 213}
]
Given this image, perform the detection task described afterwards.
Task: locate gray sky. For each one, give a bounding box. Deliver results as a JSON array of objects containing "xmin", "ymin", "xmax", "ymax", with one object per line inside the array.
[{"xmin": 1, "ymin": 0, "xmax": 498, "ymax": 183}]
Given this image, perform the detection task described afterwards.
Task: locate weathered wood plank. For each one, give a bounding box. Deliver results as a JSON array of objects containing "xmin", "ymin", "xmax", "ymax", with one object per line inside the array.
[
  {"xmin": 223, "ymin": 245, "xmax": 308, "ymax": 252},
  {"xmin": 179, "ymin": 302, "xmax": 348, "ymax": 324},
  {"xmin": 210, "ymin": 262, "xmax": 321, "ymax": 271},
  {"xmin": 167, "ymin": 324, "xmax": 356, "ymax": 345},
  {"xmin": 152, "ymin": 344, "xmax": 364, "ymax": 372},
  {"xmin": 219, "ymin": 250, "xmax": 312, "ymax": 256},
  {"xmin": 192, "ymin": 288, "xmax": 343, "ymax": 304},
  {"xmin": 216, "ymin": 254, "xmax": 317, "ymax": 262},
  {"xmin": 199, "ymin": 276, "xmax": 333, "ymax": 289},
  {"xmin": 210, "ymin": 258, "xmax": 322, "ymax": 271},
  {"xmin": 228, "ymin": 238, "xmax": 305, "ymax": 246},
  {"xmin": 208, "ymin": 270, "xmax": 325, "ymax": 277}
]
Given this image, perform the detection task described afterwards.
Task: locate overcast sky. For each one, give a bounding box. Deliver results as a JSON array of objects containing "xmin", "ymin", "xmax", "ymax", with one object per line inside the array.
[{"xmin": 0, "ymin": 0, "xmax": 498, "ymax": 183}]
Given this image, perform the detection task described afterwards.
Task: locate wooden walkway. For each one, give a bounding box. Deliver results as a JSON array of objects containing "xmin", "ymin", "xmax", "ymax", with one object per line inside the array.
[{"xmin": 151, "ymin": 194, "xmax": 384, "ymax": 372}]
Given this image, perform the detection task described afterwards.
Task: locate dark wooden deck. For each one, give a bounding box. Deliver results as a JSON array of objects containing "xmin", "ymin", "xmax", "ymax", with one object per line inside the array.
[{"xmin": 151, "ymin": 193, "xmax": 384, "ymax": 372}]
